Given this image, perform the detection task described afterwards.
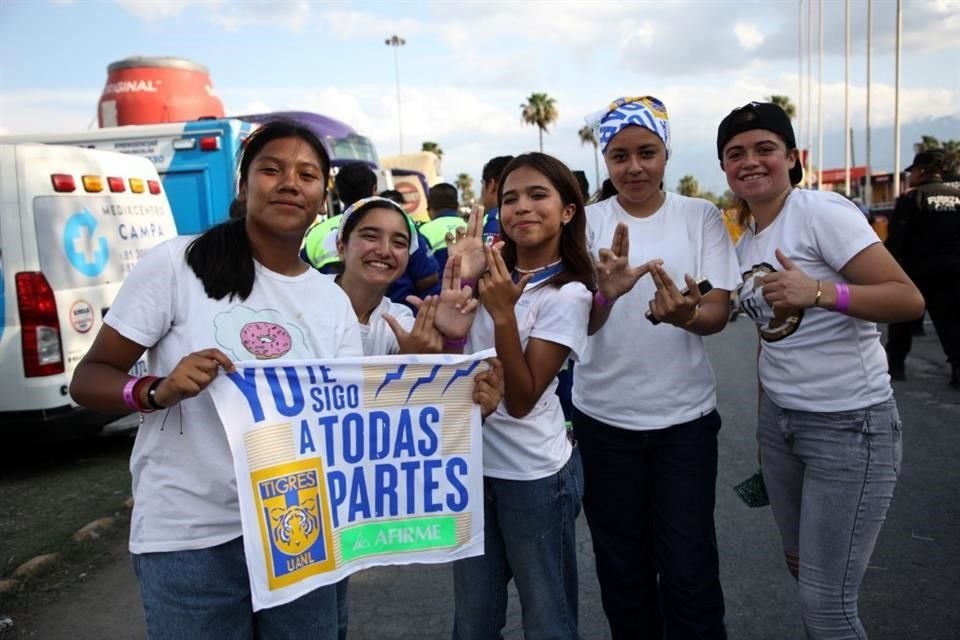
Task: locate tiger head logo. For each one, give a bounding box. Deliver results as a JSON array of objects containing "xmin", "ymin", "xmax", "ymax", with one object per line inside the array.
[{"xmin": 270, "ymin": 499, "xmax": 320, "ymax": 555}]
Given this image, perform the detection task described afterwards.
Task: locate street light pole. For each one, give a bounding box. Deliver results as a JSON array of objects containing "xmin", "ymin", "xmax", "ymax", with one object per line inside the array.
[{"xmin": 385, "ymin": 34, "xmax": 406, "ymax": 155}]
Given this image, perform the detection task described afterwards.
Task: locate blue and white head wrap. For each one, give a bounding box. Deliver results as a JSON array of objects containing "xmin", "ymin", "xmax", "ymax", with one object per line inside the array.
[
  {"xmin": 585, "ymin": 96, "xmax": 671, "ymax": 155},
  {"xmin": 335, "ymin": 196, "xmax": 419, "ymax": 254}
]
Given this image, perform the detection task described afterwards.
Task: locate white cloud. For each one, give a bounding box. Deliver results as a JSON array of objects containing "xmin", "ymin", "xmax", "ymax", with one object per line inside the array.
[
  {"xmin": 734, "ymin": 22, "xmax": 765, "ymax": 50},
  {"xmin": 113, "ymin": 0, "xmax": 215, "ymax": 22},
  {"xmin": 209, "ymin": 0, "xmax": 312, "ymax": 32}
]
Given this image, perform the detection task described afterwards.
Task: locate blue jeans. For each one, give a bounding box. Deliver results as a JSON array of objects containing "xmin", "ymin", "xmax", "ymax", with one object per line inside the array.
[
  {"xmin": 132, "ymin": 536, "xmax": 338, "ymax": 640},
  {"xmin": 758, "ymin": 392, "xmax": 903, "ymax": 640},
  {"xmin": 452, "ymin": 449, "xmax": 583, "ymax": 640},
  {"xmin": 572, "ymin": 408, "xmax": 726, "ymax": 640}
]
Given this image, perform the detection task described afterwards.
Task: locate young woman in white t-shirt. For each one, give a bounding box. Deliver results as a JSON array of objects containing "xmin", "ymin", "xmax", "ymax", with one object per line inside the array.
[
  {"xmin": 573, "ymin": 96, "xmax": 739, "ymax": 639},
  {"xmin": 69, "ymin": 120, "xmax": 362, "ymax": 639},
  {"xmin": 328, "ymin": 195, "xmax": 503, "ymax": 639},
  {"xmin": 448, "ymin": 153, "xmax": 594, "ymax": 640},
  {"xmin": 717, "ymin": 101, "xmax": 923, "ymax": 638}
]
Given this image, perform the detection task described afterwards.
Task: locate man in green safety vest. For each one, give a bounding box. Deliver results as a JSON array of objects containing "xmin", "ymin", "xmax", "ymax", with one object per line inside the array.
[{"xmin": 418, "ymin": 182, "xmax": 466, "ymax": 274}]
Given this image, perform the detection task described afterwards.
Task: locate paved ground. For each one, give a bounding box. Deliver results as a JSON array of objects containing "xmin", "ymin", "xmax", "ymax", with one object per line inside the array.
[{"xmin": 6, "ymin": 319, "xmax": 960, "ymax": 639}]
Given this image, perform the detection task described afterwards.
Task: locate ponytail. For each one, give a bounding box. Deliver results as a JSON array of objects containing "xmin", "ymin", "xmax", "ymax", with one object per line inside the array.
[{"xmin": 185, "ymin": 216, "xmax": 256, "ymax": 301}]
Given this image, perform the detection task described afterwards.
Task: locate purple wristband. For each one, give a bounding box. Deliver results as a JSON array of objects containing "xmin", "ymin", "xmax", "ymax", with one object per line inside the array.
[
  {"xmin": 443, "ymin": 336, "xmax": 468, "ymax": 351},
  {"xmin": 461, "ymin": 278, "xmax": 477, "ymax": 290},
  {"xmin": 834, "ymin": 283, "xmax": 851, "ymax": 313},
  {"xmin": 594, "ymin": 290, "xmax": 615, "ymax": 309},
  {"xmin": 122, "ymin": 377, "xmax": 141, "ymax": 411}
]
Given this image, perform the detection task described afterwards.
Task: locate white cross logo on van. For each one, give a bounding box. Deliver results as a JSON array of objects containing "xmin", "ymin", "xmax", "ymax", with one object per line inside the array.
[
  {"xmin": 72, "ymin": 224, "xmax": 100, "ymax": 265},
  {"xmin": 63, "ymin": 210, "xmax": 109, "ymax": 277}
]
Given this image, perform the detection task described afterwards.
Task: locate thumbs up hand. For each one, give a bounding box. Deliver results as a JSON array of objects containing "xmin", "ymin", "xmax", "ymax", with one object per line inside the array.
[{"xmin": 759, "ymin": 249, "xmax": 820, "ymax": 312}]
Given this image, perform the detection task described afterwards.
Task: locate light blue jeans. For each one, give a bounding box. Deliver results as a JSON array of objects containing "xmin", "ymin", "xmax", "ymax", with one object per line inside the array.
[
  {"xmin": 132, "ymin": 536, "xmax": 339, "ymax": 640},
  {"xmin": 452, "ymin": 448, "xmax": 583, "ymax": 640},
  {"xmin": 758, "ymin": 392, "xmax": 903, "ymax": 640}
]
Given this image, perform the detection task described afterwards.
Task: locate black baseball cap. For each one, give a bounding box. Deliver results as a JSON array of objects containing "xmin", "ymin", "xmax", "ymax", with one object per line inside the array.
[
  {"xmin": 717, "ymin": 102, "xmax": 803, "ymax": 186},
  {"xmin": 905, "ymin": 149, "xmax": 944, "ymax": 173}
]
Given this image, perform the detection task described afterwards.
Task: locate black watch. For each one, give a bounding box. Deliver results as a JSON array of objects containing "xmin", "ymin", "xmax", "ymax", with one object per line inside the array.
[{"xmin": 146, "ymin": 377, "xmax": 167, "ymax": 410}]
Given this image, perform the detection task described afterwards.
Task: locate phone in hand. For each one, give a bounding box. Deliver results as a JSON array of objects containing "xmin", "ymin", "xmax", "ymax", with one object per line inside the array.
[{"xmin": 645, "ymin": 278, "xmax": 714, "ymax": 325}]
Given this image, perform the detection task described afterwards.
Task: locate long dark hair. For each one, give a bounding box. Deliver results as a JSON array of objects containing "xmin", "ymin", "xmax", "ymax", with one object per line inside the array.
[
  {"xmin": 497, "ymin": 153, "xmax": 595, "ymax": 291},
  {"xmin": 186, "ymin": 119, "xmax": 331, "ymax": 301}
]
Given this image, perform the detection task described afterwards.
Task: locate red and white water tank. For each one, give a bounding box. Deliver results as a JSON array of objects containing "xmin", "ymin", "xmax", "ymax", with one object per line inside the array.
[{"xmin": 98, "ymin": 56, "xmax": 225, "ymax": 127}]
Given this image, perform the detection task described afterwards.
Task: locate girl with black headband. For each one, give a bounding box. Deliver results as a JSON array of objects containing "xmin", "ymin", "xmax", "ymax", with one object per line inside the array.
[{"xmin": 717, "ymin": 101, "xmax": 923, "ymax": 638}]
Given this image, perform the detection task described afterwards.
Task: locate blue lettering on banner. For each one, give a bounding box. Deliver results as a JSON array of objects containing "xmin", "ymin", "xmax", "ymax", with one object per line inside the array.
[
  {"xmin": 229, "ymin": 364, "xmax": 475, "ymax": 531},
  {"xmin": 63, "ymin": 210, "xmax": 109, "ymax": 276}
]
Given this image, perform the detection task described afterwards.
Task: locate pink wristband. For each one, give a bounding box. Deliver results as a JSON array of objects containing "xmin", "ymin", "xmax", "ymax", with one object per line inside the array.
[
  {"xmin": 122, "ymin": 377, "xmax": 141, "ymax": 411},
  {"xmin": 461, "ymin": 278, "xmax": 477, "ymax": 290},
  {"xmin": 834, "ymin": 283, "xmax": 851, "ymax": 313},
  {"xmin": 594, "ymin": 290, "xmax": 615, "ymax": 309}
]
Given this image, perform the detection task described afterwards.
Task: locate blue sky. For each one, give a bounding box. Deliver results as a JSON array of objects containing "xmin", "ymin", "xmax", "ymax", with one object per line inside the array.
[{"xmin": 1, "ymin": 0, "xmax": 957, "ymax": 195}]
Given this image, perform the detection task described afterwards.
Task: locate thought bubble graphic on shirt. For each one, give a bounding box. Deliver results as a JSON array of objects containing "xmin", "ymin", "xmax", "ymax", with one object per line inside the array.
[{"xmin": 215, "ymin": 306, "xmax": 309, "ymax": 361}]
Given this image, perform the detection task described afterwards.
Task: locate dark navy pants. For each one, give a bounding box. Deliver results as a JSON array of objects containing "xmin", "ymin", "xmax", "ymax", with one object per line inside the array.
[{"xmin": 573, "ymin": 408, "xmax": 727, "ymax": 640}]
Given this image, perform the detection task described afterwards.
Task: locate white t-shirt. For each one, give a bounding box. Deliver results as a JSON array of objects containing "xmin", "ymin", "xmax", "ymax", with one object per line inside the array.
[
  {"xmin": 323, "ymin": 275, "xmax": 415, "ymax": 357},
  {"xmin": 735, "ymin": 188, "xmax": 891, "ymax": 412},
  {"xmin": 106, "ymin": 236, "xmax": 363, "ymax": 554},
  {"xmin": 467, "ymin": 279, "xmax": 591, "ymax": 480},
  {"xmin": 573, "ymin": 192, "xmax": 740, "ymax": 430}
]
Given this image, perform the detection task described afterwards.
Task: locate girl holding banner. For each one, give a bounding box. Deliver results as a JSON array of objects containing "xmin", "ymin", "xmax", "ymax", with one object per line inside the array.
[
  {"xmin": 70, "ymin": 120, "xmax": 361, "ymax": 639},
  {"xmin": 328, "ymin": 195, "xmax": 503, "ymax": 638},
  {"xmin": 450, "ymin": 153, "xmax": 595, "ymax": 640}
]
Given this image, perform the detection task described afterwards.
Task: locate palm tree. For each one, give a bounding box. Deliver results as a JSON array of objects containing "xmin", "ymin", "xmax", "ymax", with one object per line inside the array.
[
  {"xmin": 456, "ymin": 172, "xmax": 475, "ymax": 207},
  {"xmin": 766, "ymin": 95, "xmax": 797, "ymax": 120},
  {"xmin": 677, "ymin": 175, "xmax": 700, "ymax": 197},
  {"xmin": 520, "ymin": 93, "xmax": 558, "ymax": 152},
  {"xmin": 578, "ymin": 125, "xmax": 600, "ymax": 192},
  {"xmin": 421, "ymin": 141, "xmax": 443, "ymax": 159}
]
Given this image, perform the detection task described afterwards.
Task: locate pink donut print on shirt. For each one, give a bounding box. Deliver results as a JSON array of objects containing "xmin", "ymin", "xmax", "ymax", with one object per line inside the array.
[{"xmin": 240, "ymin": 321, "xmax": 293, "ymax": 360}]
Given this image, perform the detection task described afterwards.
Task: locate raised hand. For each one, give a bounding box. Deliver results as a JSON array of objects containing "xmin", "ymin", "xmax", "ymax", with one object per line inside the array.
[
  {"xmin": 473, "ymin": 358, "xmax": 505, "ymax": 419},
  {"xmin": 407, "ymin": 255, "xmax": 479, "ymax": 341},
  {"xmin": 384, "ymin": 296, "xmax": 444, "ymax": 354},
  {"xmin": 596, "ymin": 223, "xmax": 662, "ymax": 300},
  {"xmin": 760, "ymin": 249, "xmax": 818, "ymax": 312},
  {"xmin": 647, "ymin": 264, "xmax": 701, "ymax": 327},
  {"xmin": 444, "ymin": 206, "xmax": 487, "ymax": 280},
  {"xmin": 478, "ymin": 245, "xmax": 531, "ymax": 322},
  {"xmin": 153, "ymin": 348, "xmax": 236, "ymax": 408}
]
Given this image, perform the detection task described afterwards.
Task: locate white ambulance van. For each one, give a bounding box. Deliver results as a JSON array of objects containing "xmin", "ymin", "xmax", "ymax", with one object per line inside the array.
[{"xmin": 0, "ymin": 143, "xmax": 176, "ymax": 439}]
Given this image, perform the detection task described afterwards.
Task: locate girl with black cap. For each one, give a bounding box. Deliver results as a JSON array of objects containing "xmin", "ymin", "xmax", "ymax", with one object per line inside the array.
[{"xmin": 717, "ymin": 101, "xmax": 924, "ymax": 638}]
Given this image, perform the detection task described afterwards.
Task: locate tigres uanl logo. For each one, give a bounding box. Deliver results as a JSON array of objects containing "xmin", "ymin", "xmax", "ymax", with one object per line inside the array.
[{"xmin": 252, "ymin": 460, "xmax": 336, "ymax": 588}]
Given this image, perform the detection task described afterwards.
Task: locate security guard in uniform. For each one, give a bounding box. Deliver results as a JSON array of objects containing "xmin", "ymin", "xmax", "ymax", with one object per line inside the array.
[{"xmin": 885, "ymin": 149, "xmax": 960, "ymax": 388}]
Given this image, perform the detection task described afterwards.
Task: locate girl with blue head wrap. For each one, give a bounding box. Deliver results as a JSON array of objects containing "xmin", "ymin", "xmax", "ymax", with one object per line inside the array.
[{"xmin": 571, "ymin": 95, "xmax": 740, "ymax": 638}]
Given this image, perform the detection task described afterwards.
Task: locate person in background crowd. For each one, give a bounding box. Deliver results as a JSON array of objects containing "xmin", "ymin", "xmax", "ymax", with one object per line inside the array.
[
  {"xmin": 420, "ymin": 182, "xmax": 467, "ymax": 274},
  {"xmin": 885, "ymin": 149, "xmax": 960, "ymax": 388},
  {"xmin": 718, "ymin": 101, "xmax": 923, "ymax": 638},
  {"xmin": 70, "ymin": 120, "xmax": 359, "ymax": 640},
  {"xmin": 479, "ymin": 155, "xmax": 515, "ymax": 246},
  {"xmin": 378, "ymin": 188, "xmax": 406, "ymax": 207},
  {"xmin": 573, "ymin": 170, "xmax": 590, "ymax": 202},
  {"xmin": 574, "ymin": 95, "xmax": 738, "ymax": 639},
  {"xmin": 302, "ymin": 163, "xmax": 440, "ymax": 309},
  {"xmin": 451, "ymin": 153, "xmax": 595, "ymax": 640}
]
